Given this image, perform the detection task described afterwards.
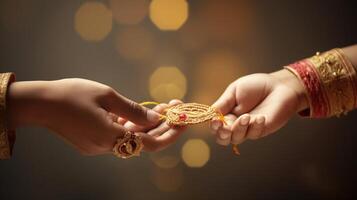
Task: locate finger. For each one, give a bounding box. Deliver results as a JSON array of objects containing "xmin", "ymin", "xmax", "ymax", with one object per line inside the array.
[
  {"xmin": 108, "ymin": 112, "xmax": 119, "ymax": 122},
  {"xmin": 246, "ymin": 115, "xmax": 266, "ymax": 140},
  {"xmin": 216, "ymin": 114, "xmax": 235, "ymax": 146},
  {"xmin": 249, "ymin": 90, "xmax": 298, "ymax": 136},
  {"xmin": 100, "ymin": 91, "xmax": 161, "ymax": 127},
  {"xmin": 216, "ymin": 128, "xmax": 232, "ymax": 146},
  {"xmin": 231, "ymin": 114, "xmax": 250, "ymax": 144},
  {"xmin": 209, "ymin": 120, "xmax": 223, "ymax": 135},
  {"xmin": 98, "ymin": 119, "xmax": 128, "ymax": 154},
  {"xmin": 124, "ymin": 103, "xmax": 168, "ymax": 132},
  {"xmin": 125, "ymin": 99, "xmax": 183, "ymax": 132},
  {"xmin": 140, "ymin": 126, "xmax": 186, "ymax": 152},
  {"xmin": 209, "ymin": 111, "xmax": 235, "ymax": 135},
  {"xmin": 212, "ymin": 83, "xmax": 237, "ymax": 115},
  {"xmin": 147, "ymin": 122, "xmax": 170, "ymax": 137},
  {"xmin": 117, "ymin": 117, "xmax": 127, "ymax": 125},
  {"xmin": 168, "ymin": 99, "xmax": 183, "ymax": 106},
  {"xmin": 230, "ymin": 81, "xmax": 269, "ymax": 116}
]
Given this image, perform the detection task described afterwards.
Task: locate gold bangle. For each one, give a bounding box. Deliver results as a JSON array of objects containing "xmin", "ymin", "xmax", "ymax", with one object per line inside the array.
[
  {"xmin": 307, "ymin": 49, "xmax": 357, "ymax": 117},
  {"xmin": 113, "ymin": 131, "xmax": 144, "ymax": 159},
  {"xmin": 0, "ymin": 72, "xmax": 16, "ymax": 159}
]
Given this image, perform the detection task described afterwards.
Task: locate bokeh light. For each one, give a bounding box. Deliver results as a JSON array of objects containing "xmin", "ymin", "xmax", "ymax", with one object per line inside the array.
[
  {"xmin": 74, "ymin": 2, "xmax": 112, "ymax": 42},
  {"xmin": 149, "ymin": 66, "xmax": 187, "ymax": 102},
  {"xmin": 149, "ymin": 0, "xmax": 189, "ymax": 31},
  {"xmin": 150, "ymin": 154, "xmax": 180, "ymax": 169},
  {"xmin": 190, "ymin": 49, "xmax": 245, "ymax": 104},
  {"xmin": 151, "ymin": 167, "xmax": 184, "ymax": 192},
  {"xmin": 109, "ymin": 0, "xmax": 149, "ymax": 25},
  {"xmin": 181, "ymin": 139, "xmax": 210, "ymax": 168},
  {"xmin": 115, "ymin": 26, "xmax": 156, "ymax": 61}
]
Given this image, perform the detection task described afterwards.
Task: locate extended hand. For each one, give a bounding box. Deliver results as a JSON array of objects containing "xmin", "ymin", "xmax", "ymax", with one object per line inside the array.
[
  {"xmin": 7, "ymin": 78, "xmax": 184, "ymax": 155},
  {"xmin": 210, "ymin": 69, "xmax": 308, "ymax": 145}
]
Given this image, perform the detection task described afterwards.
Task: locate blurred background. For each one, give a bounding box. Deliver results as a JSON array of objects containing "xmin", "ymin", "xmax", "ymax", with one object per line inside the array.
[{"xmin": 0, "ymin": 0, "xmax": 356, "ymax": 199}]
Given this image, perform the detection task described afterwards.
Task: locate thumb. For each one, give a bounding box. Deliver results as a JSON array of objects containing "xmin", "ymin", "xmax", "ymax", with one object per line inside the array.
[
  {"xmin": 100, "ymin": 91, "xmax": 161, "ymax": 126},
  {"xmin": 212, "ymin": 83, "xmax": 236, "ymax": 115}
]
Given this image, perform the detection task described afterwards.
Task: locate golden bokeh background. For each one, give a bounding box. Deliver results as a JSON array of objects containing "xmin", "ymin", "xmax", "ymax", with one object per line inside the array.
[
  {"xmin": 74, "ymin": 2, "xmax": 113, "ymax": 42},
  {"xmin": 0, "ymin": 0, "xmax": 356, "ymax": 199},
  {"xmin": 150, "ymin": 0, "xmax": 188, "ymax": 31},
  {"xmin": 181, "ymin": 139, "xmax": 210, "ymax": 168}
]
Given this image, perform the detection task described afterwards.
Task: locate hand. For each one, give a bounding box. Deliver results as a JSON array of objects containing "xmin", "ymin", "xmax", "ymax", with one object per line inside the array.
[
  {"xmin": 210, "ymin": 69, "xmax": 308, "ymax": 145},
  {"xmin": 121, "ymin": 99, "xmax": 186, "ymax": 152},
  {"xmin": 7, "ymin": 78, "xmax": 183, "ymax": 155}
]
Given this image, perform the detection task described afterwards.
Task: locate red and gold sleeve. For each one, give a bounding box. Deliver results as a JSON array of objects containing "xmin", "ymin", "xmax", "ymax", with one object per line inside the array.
[
  {"xmin": 285, "ymin": 49, "xmax": 357, "ymax": 118},
  {"xmin": 0, "ymin": 72, "xmax": 16, "ymax": 159}
]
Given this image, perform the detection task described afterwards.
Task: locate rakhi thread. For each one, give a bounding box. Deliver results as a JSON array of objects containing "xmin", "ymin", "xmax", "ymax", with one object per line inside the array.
[{"xmin": 140, "ymin": 102, "xmax": 240, "ymax": 156}]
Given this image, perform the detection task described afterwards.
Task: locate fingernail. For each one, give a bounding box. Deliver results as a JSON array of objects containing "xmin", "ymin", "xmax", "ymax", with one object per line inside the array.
[
  {"xmin": 124, "ymin": 122, "xmax": 135, "ymax": 130},
  {"xmin": 226, "ymin": 118, "xmax": 234, "ymax": 126},
  {"xmin": 147, "ymin": 110, "xmax": 161, "ymax": 122},
  {"xmin": 240, "ymin": 116, "xmax": 249, "ymax": 125},
  {"xmin": 211, "ymin": 121, "xmax": 222, "ymax": 131},
  {"xmin": 256, "ymin": 116, "xmax": 265, "ymax": 124},
  {"xmin": 220, "ymin": 133, "xmax": 230, "ymax": 139}
]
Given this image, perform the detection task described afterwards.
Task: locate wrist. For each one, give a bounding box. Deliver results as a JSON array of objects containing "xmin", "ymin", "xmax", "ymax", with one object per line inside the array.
[
  {"xmin": 7, "ymin": 81, "xmax": 54, "ymax": 129},
  {"xmin": 270, "ymin": 69, "xmax": 309, "ymax": 112}
]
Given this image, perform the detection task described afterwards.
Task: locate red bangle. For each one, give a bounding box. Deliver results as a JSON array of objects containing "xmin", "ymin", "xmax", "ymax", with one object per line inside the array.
[
  {"xmin": 285, "ymin": 49, "xmax": 357, "ymax": 118},
  {"xmin": 286, "ymin": 60, "xmax": 329, "ymax": 118}
]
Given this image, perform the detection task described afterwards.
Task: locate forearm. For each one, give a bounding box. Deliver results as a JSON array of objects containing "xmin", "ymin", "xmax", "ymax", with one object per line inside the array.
[
  {"xmin": 270, "ymin": 69, "xmax": 309, "ymax": 112},
  {"xmin": 7, "ymin": 81, "xmax": 54, "ymax": 129},
  {"xmin": 342, "ymin": 45, "xmax": 357, "ymax": 68}
]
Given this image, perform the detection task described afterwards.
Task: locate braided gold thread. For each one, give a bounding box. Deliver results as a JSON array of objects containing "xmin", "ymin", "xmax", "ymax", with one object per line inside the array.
[
  {"xmin": 165, "ymin": 103, "xmax": 239, "ymax": 155},
  {"xmin": 308, "ymin": 49, "xmax": 356, "ymax": 117},
  {"xmin": 166, "ymin": 103, "xmax": 219, "ymax": 126},
  {"xmin": 0, "ymin": 73, "xmax": 15, "ymax": 159},
  {"xmin": 140, "ymin": 102, "xmax": 239, "ymax": 155}
]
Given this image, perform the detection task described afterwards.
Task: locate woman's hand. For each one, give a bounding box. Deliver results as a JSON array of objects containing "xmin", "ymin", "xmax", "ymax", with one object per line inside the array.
[
  {"xmin": 7, "ymin": 78, "xmax": 184, "ymax": 155},
  {"xmin": 210, "ymin": 69, "xmax": 308, "ymax": 145}
]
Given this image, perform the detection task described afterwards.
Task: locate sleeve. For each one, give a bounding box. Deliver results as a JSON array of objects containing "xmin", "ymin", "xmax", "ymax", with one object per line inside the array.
[{"xmin": 0, "ymin": 72, "xmax": 16, "ymax": 159}]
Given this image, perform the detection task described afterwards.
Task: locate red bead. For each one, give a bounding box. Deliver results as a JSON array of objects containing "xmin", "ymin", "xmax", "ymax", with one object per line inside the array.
[{"xmin": 179, "ymin": 113, "xmax": 187, "ymax": 121}]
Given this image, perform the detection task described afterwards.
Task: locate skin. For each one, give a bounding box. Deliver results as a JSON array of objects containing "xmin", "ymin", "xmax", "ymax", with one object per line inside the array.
[
  {"xmin": 6, "ymin": 45, "xmax": 357, "ymax": 153},
  {"xmin": 210, "ymin": 45, "xmax": 357, "ymax": 146},
  {"xmin": 6, "ymin": 78, "xmax": 185, "ymax": 155}
]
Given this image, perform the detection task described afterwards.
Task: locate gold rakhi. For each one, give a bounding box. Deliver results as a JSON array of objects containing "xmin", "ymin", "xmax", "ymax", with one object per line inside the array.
[
  {"xmin": 141, "ymin": 102, "xmax": 240, "ymax": 155},
  {"xmin": 166, "ymin": 103, "xmax": 222, "ymax": 126}
]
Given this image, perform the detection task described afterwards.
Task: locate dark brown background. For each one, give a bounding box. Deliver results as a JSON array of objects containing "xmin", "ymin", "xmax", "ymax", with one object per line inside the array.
[{"xmin": 0, "ymin": 0, "xmax": 356, "ymax": 199}]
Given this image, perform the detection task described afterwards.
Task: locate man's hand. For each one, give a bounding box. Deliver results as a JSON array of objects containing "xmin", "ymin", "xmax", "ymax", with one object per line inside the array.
[{"xmin": 7, "ymin": 78, "xmax": 184, "ymax": 155}]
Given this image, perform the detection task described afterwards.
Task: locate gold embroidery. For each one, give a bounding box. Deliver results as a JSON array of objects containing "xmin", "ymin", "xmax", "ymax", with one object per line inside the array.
[
  {"xmin": 0, "ymin": 73, "xmax": 15, "ymax": 159},
  {"xmin": 308, "ymin": 49, "xmax": 356, "ymax": 117}
]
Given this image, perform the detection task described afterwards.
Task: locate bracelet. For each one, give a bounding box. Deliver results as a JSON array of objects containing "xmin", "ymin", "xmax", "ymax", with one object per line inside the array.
[
  {"xmin": 0, "ymin": 72, "xmax": 16, "ymax": 159},
  {"xmin": 285, "ymin": 49, "xmax": 357, "ymax": 118}
]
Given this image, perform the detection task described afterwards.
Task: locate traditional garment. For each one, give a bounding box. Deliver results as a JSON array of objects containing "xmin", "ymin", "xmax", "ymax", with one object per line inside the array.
[{"xmin": 0, "ymin": 73, "xmax": 15, "ymax": 159}]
